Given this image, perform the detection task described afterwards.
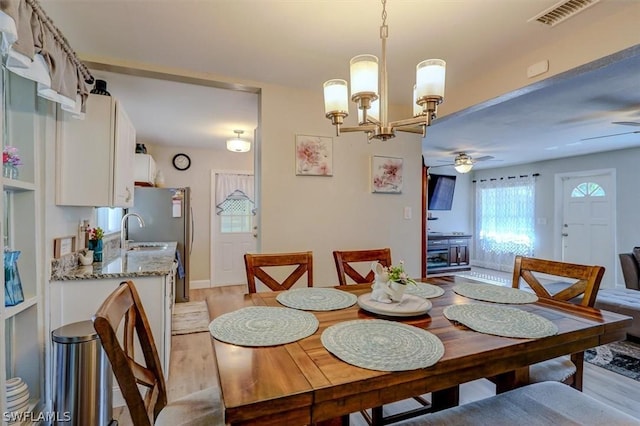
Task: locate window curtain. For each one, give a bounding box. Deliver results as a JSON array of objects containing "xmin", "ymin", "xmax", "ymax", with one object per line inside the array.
[
  {"xmin": 474, "ymin": 175, "xmax": 536, "ymax": 271},
  {"xmin": 0, "ymin": 0, "xmax": 93, "ymax": 117},
  {"xmin": 215, "ymin": 173, "xmax": 255, "ymax": 215}
]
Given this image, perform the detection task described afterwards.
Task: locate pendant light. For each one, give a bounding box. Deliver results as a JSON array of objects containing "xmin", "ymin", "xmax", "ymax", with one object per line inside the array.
[{"xmin": 226, "ymin": 130, "xmax": 251, "ymax": 153}]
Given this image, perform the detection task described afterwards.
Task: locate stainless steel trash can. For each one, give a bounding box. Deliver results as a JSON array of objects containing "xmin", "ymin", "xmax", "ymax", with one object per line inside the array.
[{"xmin": 52, "ymin": 320, "xmax": 113, "ymax": 426}]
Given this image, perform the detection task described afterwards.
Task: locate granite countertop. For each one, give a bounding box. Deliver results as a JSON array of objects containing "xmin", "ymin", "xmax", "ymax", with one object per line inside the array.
[{"xmin": 52, "ymin": 242, "xmax": 178, "ymax": 281}]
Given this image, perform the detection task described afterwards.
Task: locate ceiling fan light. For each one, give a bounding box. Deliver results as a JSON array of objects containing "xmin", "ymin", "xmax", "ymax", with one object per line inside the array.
[
  {"xmin": 454, "ymin": 154, "xmax": 474, "ymax": 173},
  {"xmin": 454, "ymin": 163, "xmax": 473, "ymax": 173},
  {"xmin": 350, "ymin": 54, "xmax": 379, "ymax": 99},
  {"xmin": 416, "ymin": 59, "xmax": 446, "ymax": 99}
]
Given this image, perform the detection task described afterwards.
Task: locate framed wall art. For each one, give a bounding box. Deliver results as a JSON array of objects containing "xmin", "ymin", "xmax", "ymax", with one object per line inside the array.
[
  {"xmin": 371, "ymin": 155, "xmax": 403, "ymax": 193},
  {"xmin": 295, "ymin": 134, "xmax": 333, "ymax": 176}
]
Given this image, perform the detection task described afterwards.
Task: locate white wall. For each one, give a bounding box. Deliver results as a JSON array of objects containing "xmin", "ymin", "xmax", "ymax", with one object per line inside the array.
[{"xmin": 259, "ymin": 83, "xmax": 423, "ymax": 285}]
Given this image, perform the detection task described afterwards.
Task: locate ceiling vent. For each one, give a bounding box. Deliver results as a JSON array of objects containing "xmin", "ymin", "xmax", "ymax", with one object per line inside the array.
[{"xmin": 528, "ymin": 0, "xmax": 600, "ymax": 27}]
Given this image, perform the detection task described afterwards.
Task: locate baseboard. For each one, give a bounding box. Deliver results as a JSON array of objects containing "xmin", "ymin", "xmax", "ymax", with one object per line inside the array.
[{"xmin": 190, "ymin": 279, "xmax": 210, "ymax": 289}]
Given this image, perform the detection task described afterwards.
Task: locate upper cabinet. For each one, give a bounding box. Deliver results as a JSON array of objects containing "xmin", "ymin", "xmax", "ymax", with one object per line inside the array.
[
  {"xmin": 56, "ymin": 94, "xmax": 135, "ymax": 207},
  {"xmin": 134, "ymin": 153, "xmax": 157, "ymax": 186}
]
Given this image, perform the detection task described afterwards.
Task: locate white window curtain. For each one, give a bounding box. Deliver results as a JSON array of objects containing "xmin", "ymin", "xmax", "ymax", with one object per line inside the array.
[
  {"xmin": 0, "ymin": 0, "xmax": 93, "ymax": 117},
  {"xmin": 215, "ymin": 173, "xmax": 255, "ymax": 215},
  {"xmin": 474, "ymin": 175, "xmax": 536, "ymax": 271}
]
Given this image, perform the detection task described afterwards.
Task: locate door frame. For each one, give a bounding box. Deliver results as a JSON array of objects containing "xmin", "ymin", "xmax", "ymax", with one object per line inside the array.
[
  {"xmin": 553, "ymin": 168, "xmax": 617, "ymax": 286},
  {"xmin": 209, "ymin": 169, "xmax": 257, "ymax": 287}
]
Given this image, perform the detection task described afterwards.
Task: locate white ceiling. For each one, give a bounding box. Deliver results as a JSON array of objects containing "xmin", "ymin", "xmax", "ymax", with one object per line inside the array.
[{"xmin": 40, "ymin": 0, "xmax": 640, "ymax": 165}]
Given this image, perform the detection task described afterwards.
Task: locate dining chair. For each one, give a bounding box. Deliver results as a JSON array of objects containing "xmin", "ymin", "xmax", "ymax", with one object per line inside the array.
[
  {"xmin": 92, "ymin": 280, "xmax": 223, "ymax": 426},
  {"xmin": 333, "ymin": 248, "xmax": 392, "ymax": 286},
  {"xmin": 244, "ymin": 251, "xmax": 313, "ymax": 293},
  {"xmin": 333, "ymin": 248, "xmax": 435, "ymax": 425},
  {"xmin": 494, "ymin": 255, "xmax": 605, "ymax": 393}
]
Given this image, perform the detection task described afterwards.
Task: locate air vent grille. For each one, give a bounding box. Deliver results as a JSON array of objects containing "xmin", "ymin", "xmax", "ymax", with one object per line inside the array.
[{"xmin": 529, "ymin": 0, "xmax": 600, "ymax": 27}]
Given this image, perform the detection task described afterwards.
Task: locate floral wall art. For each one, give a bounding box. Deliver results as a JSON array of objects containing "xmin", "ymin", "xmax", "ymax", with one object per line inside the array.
[
  {"xmin": 295, "ymin": 134, "xmax": 333, "ymax": 176},
  {"xmin": 371, "ymin": 155, "xmax": 403, "ymax": 193}
]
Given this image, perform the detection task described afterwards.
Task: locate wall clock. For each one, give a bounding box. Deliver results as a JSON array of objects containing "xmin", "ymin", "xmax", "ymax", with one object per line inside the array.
[{"xmin": 172, "ymin": 153, "xmax": 191, "ymax": 171}]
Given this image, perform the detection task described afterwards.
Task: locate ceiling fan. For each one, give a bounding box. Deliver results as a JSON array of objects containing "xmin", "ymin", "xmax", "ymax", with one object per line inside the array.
[
  {"xmin": 431, "ymin": 152, "xmax": 497, "ymax": 174},
  {"xmin": 581, "ymin": 121, "xmax": 640, "ymax": 141}
]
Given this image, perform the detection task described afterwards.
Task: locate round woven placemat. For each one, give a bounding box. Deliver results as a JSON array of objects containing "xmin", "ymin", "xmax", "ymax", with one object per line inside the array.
[
  {"xmin": 453, "ymin": 282, "xmax": 538, "ymax": 304},
  {"xmin": 209, "ymin": 306, "xmax": 319, "ymax": 346},
  {"xmin": 321, "ymin": 319, "xmax": 444, "ymax": 371},
  {"xmin": 276, "ymin": 288, "xmax": 357, "ymax": 311},
  {"xmin": 443, "ymin": 304, "xmax": 558, "ymax": 338},
  {"xmin": 405, "ymin": 283, "xmax": 445, "ymax": 299}
]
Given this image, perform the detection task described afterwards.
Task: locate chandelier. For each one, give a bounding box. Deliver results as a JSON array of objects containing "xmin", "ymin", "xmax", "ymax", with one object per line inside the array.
[{"xmin": 323, "ymin": 0, "xmax": 446, "ymax": 141}]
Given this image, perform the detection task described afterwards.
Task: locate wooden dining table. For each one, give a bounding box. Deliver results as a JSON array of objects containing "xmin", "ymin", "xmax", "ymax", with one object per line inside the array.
[{"xmin": 207, "ymin": 275, "xmax": 632, "ymax": 425}]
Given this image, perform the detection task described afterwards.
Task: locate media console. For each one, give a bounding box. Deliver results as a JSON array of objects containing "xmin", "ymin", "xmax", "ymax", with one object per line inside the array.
[{"xmin": 427, "ymin": 233, "xmax": 472, "ymax": 274}]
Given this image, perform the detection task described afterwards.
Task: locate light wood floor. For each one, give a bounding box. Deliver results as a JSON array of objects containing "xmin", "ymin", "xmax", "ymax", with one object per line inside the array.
[{"xmin": 113, "ymin": 285, "xmax": 640, "ymax": 425}]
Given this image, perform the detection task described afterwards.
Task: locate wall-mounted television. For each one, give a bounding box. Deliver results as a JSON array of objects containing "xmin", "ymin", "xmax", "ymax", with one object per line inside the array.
[{"xmin": 428, "ymin": 174, "xmax": 457, "ymax": 210}]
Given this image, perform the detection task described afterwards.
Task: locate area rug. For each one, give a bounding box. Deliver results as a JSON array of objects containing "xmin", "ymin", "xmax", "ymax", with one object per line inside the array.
[
  {"xmin": 172, "ymin": 300, "xmax": 210, "ymax": 335},
  {"xmin": 585, "ymin": 340, "xmax": 640, "ymax": 381},
  {"xmin": 455, "ymin": 271, "xmax": 510, "ymax": 286}
]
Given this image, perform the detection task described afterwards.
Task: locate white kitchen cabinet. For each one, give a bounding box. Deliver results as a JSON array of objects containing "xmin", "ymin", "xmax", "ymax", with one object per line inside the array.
[
  {"xmin": 50, "ymin": 271, "xmax": 175, "ymax": 405},
  {"xmin": 1, "ymin": 70, "xmax": 45, "ymax": 418},
  {"xmin": 134, "ymin": 153, "xmax": 157, "ymax": 186},
  {"xmin": 55, "ymin": 93, "xmax": 136, "ymax": 207}
]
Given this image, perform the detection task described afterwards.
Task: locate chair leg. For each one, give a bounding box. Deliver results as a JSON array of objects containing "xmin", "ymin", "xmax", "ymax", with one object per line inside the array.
[{"xmin": 371, "ymin": 406, "xmax": 383, "ymax": 425}]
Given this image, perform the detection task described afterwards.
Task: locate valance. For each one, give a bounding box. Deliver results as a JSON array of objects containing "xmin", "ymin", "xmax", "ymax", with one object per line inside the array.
[{"xmin": 0, "ymin": 0, "xmax": 93, "ymax": 116}]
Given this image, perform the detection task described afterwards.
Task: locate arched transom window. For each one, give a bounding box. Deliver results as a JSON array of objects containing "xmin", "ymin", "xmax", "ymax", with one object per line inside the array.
[{"xmin": 571, "ymin": 182, "xmax": 605, "ymax": 198}]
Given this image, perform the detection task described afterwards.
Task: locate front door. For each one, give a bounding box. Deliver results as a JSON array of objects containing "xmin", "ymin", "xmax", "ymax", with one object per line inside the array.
[
  {"xmin": 211, "ymin": 171, "xmax": 257, "ymax": 286},
  {"xmin": 560, "ymin": 170, "xmax": 615, "ymax": 287}
]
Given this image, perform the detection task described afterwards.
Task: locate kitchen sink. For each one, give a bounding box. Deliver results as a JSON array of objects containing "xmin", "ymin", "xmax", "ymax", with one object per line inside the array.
[{"xmin": 128, "ymin": 243, "xmax": 169, "ymax": 252}]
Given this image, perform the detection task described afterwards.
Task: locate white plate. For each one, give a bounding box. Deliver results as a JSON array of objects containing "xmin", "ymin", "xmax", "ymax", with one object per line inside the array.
[{"xmin": 357, "ymin": 293, "xmax": 432, "ymax": 317}]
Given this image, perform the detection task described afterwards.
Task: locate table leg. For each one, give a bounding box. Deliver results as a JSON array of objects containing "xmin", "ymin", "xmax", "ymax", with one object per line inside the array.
[
  {"xmin": 493, "ymin": 367, "xmax": 530, "ymax": 394},
  {"xmin": 431, "ymin": 385, "xmax": 460, "ymax": 411}
]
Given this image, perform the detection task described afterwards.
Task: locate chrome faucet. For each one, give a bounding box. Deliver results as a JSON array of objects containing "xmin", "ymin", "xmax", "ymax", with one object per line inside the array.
[{"xmin": 121, "ymin": 212, "xmax": 145, "ymax": 251}]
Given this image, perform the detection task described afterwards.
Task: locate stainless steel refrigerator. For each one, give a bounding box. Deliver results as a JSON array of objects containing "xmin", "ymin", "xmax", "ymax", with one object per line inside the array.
[{"xmin": 127, "ymin": 187, "xmax": 192, "ymax": 302}]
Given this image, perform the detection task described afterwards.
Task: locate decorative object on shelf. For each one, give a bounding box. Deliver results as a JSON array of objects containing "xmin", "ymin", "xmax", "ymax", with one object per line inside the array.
[
  {"xmin": 4, "ymin": 250, "xmax": 24, "ymax": 307},
  {"xmin": 370, "ymin": 261, "xmax": 416, "ymax": 303},
  {"xmin": 295, "ymin": 134, "xmax": 333, "ymax": 176},
  {"xmin": 90, "ymin": 79, "xmax": 110, "ymax": 96},
  {"xmin": 323, "ymin": 0, "xmax": 445, "ymax": 141},
  {"xmin": 135, "ymin": 143, "xmax": 147, "ymax": 154},
  {"xmin": 5, "ymin": 377, "xmax": 30, "ymax": 416},
  {"xmin": 226, "ymin": 129, "xmax": 251, "ymax": 153},
  {"xmin": 371, "ymin": 156, "xmax": 403, "ymax": 193},
  {"xmin": 87, "ymin": 227, "xmax": 104, "ymax": 262},
  {"xmin": 2, "ymin": 145, "xmax": 22, "ymax": 179}
]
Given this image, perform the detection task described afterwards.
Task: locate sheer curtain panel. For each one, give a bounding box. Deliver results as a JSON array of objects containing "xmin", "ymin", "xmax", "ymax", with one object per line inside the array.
[{"xmin": 474, "ymin": 175, "xmax": 536, "ymax": 271}]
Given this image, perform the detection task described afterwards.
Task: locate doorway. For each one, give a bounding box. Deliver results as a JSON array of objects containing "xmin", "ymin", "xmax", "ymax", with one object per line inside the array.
[
  {"xmin": 556, "ymin": 169, "xmax": 616, "ymax": 287},
  {"xmin": 210, "ymin": 171, "xmax": 257, "ymax": 286}
]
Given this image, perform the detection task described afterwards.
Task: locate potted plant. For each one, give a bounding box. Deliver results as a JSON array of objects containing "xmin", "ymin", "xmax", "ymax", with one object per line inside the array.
[{"xmin": 87, "ymin": 227, "xmax": 104, "ymax": 262}]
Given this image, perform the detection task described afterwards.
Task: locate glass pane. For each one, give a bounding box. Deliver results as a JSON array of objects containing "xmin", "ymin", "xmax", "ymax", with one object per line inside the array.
[{"xmin": 571, "ymin": 182, "xmax": 605, "ymax": 198}]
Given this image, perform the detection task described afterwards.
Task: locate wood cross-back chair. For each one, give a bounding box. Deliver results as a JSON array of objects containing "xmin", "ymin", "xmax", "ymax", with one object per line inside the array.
[
  {"xmin": 497, "ymin": 255, "xmax": 605, "ymax": 392},
  {"xmin": 92, "ymin": 280, "xmax": 222, "ymax": 426},
  {"xmin": 333, "ymin": 248, "xmax": 392, "ymax": 286},
  {"xmin": 244, "ymin": 251, "xmax": 313, "ymax": 293}
]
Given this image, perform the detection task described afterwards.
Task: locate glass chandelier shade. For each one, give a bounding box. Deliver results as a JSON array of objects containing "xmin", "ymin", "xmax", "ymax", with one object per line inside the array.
[{"xmin": 226, "ymin": 130, "xmax": 251, "ymax": 153}]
